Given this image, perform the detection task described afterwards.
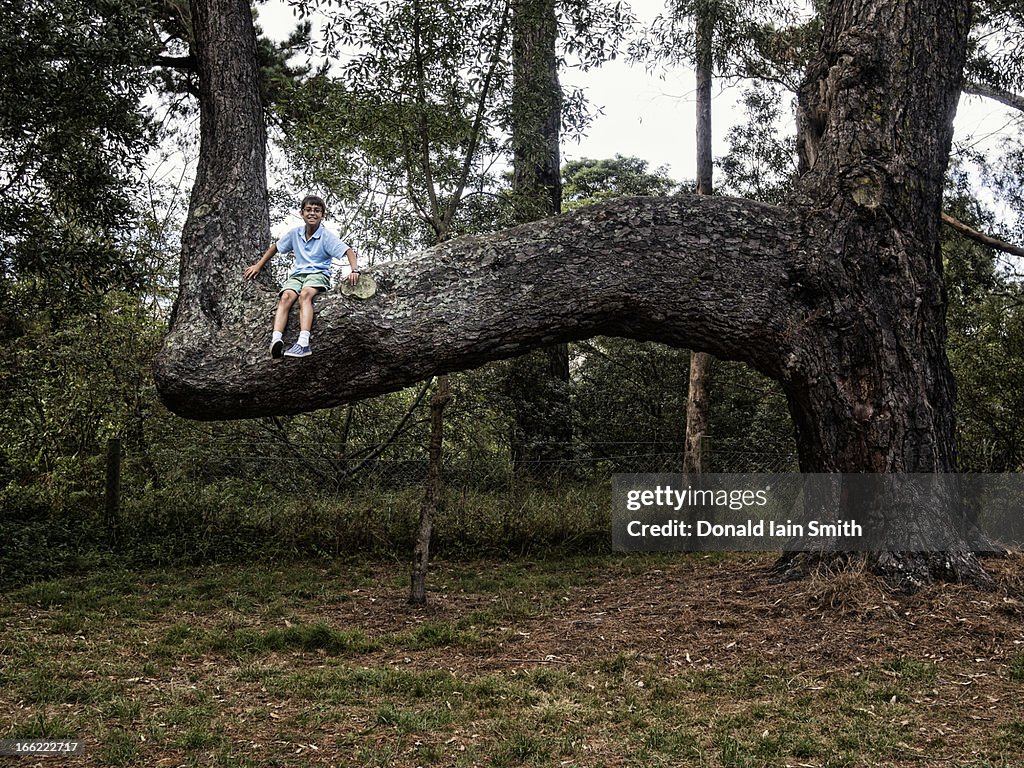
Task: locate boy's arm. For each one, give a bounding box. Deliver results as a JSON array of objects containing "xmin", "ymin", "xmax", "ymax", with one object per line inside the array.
[
  {"xmin": 244, "ymin": 243, "xmax": 277, "ymax": 279},
  {"xmin": 345, "ymin": 247, "xmax": 360, "ymax": 285}
]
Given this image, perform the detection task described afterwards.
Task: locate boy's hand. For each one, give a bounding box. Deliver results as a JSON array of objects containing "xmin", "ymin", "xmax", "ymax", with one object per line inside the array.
[
  {"xmin": 347, "ymin": 270, "xmax": 360, "ymax": 286},
  {"xmin": 246, "ymin": 245, "xmax": 276, "ymax": 279}
]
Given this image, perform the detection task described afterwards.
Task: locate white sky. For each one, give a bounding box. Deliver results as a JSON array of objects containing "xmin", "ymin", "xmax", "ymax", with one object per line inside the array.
[
  {"xmin": 253, "ymin": 0, "xmax": 749, "ymax": 183},
  {"xmin": 253, "ymin": 0, "xmax": 1018, "ymax": 218}
]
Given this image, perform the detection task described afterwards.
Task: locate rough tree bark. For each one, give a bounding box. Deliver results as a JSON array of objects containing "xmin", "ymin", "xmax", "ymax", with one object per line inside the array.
[
  {"xmin": 167, "ymin": 0, "xmax": 270, "ymax": 346},
  {"xmin": 156, "ymin": 0, "xmax": 986, "ymax": 588},
  {"xmin": 511, "ymin": 0, "xmax": 562, "ymax": 223}
]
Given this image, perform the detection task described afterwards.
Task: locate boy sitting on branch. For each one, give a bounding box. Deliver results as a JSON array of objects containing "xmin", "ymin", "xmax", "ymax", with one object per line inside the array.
[{"xmin": 244, "ymin": 195, "xmax": 359, "ymax": 358}]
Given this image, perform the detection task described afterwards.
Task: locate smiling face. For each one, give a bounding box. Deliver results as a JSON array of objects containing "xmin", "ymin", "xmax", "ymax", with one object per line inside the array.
[
  {"xmin": 299, "ymin": 195, "xmax": 327, "ymax": 236},
  {"xmin": 302, "ymin": 203, "xmax": 323, "ymax": 232}
]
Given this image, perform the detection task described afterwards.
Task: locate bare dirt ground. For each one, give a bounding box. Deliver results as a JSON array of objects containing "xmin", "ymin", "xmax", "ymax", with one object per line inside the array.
[{"xmin": 301, "ymin": 552, "xmax": 1024, "ymax": 674}]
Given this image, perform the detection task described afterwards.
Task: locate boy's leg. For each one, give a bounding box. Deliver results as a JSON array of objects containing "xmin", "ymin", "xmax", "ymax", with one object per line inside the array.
[
  {"xmin": 271, "ymin": 289, "xmax": 299, "ymax": 358},
  {"xmin": 274, "ymin": 289, "xmax": 299, "ymax": 333},
  {"xmin": 297, "ymin": 285, "xmax": 320, "ymax": 334},
  {"xmin": 284, "ymin": 286, "xmax": 323, "ymax": 358}
]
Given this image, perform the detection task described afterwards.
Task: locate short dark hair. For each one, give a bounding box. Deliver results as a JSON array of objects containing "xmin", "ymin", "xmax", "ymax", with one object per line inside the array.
[{"xmin": 300, "ymin": 195, "xmax": 328, "ymax": 217}]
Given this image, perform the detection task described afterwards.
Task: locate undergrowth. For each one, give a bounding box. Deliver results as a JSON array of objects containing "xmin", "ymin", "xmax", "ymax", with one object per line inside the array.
[{"xmin": 1, "ymin": 480, "xmax": 609, "ymax": 587}]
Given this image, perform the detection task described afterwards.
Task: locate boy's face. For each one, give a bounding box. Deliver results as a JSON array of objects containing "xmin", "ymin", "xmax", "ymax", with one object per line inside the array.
[{"xmin": 301, "ymin": 203, "xmax": 324, "ymax": 229}]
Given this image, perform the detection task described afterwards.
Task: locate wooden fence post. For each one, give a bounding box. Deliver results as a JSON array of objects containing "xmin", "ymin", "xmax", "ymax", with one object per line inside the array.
[{"xmin": 105, "ymin": 437, "xmax": 121, "ymax": 544}]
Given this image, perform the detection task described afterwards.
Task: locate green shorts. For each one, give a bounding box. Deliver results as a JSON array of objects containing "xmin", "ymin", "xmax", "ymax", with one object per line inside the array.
[{"xmin": 281, "ymin": 272, "xmax": 331, "ymax": 295}]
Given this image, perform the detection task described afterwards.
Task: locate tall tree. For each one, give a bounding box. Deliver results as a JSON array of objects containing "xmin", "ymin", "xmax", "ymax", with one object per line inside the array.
[
  {"xmin": 562, "ymin": 155, "xmax": 679, "ymax": 203},
  {"xmin": 683, "ymin": 1, "xmax": 716, "ymax": 475},
  {"xmin": 506, "ymin": 0, "xmax": 572, "ymax": 476},
  {"xmin": 510, "ymin": 0, "xmax": 562, "ymax": 223},
  {"xmin": 170, "ymin": 0, "xmax": 270, "ymax": 347},
  {"xmin": 158, "ymin": 0, "xmax": 985, "ymax": 588}
]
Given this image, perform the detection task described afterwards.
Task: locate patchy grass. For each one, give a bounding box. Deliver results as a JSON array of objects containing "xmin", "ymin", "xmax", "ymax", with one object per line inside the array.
[{"xmin": 1, "ymin": 552, "xmax": 1023, "ymax": 766}]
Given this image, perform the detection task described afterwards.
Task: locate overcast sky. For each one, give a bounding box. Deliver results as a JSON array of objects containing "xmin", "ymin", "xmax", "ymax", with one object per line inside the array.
[
  {"xmin": 254, "ymin": 0, "xmax": 1017, "ymax": 207},
  {"xmin": 253, "ymin": 0, "xmax": 755, "ymax": 183}
]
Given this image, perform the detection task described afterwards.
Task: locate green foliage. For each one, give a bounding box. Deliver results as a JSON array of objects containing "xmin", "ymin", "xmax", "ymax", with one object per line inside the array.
[
  {"xmin": 1, "ymin": 473, "xmax": 612, "ymax": 587},
  {"xmin": 571, "ymin": 339, "xmax": 795, "ymax": 472},
  {"xmin": 948, "ymin": 286, "xmax": 1024, "ymax": 471},
  {"xmin": 278, "ymin": 0, "xmax": 515, "ymax": 245},
  {"xmin": 573, "ymin": 338, "xmax": 690, "ymax": 455},
  {"xmin": 953, "ymin": 2, "xmax": 1024, "ymax": 260},
  {"xmin": 633, "ymin": 0, "xmax": 812, "ymax": 88},
  {"xmin": 717, "ymin": 83, "xmax": 798, "ymax": 204},
  {"xmin": 0, "ymin": 291, "xmax": 164, "ymax": 487},
  {"xmin": 0, "ymin": 0, "xmax": 159, "ymax": 321},
  {"xmin": 985, "ymin": 148, "xmax": 1024, "ymax": 252},
  {"xmin": 279, "ymin": 0, "xmax": 638, "ymax": 249},
  {"xmin": 943, "ymin": 168, "xmax": 1024, "ymax": 471},
  {"xmin": 255, "ymin": 14, "xmax": 316, "ymax": 126},
  {"xmin": 706, "ymin": 360, "xmax": 796, "ymax": 469},
  {"xmin": 149, "ymin": 1, "xmax": 313, "ymax": 125},
  {"xmin": 967, "ymin": 1, "xmax": 1024, "ymax": 98},
  {"xmin": 482, "ymin": 352, "xmax": 575, "ymax": 476},
  {"xmin": 557, "ymin": 0, "xmax": 638, "ymax": 71},
  {"xmin": 562, "ymin": 154, "xmax": 679, "ymax": 210}
]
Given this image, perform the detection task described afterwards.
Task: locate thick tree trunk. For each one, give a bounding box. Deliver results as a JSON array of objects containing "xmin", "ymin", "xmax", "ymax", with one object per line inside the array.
[
  {"xmin": 508, "ymin": 0, "xmax": 571, "ymax": 476},
  {"xmin": 156, "ymin": 0, "xmax": 986, "ymax": 587},
  {"xmin": 166, "ymin": 0, "xmax": 269, "ymax": 342},
  {"xmin": 778, "ymin": 0, "xmax": 982, "ymax": 587},
  {"xmin": 787, "ymin": 0, "xmax": 966, "ymax": 475}
]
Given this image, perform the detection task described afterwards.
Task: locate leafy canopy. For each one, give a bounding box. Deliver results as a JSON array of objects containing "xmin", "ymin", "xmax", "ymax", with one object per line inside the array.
[{"xmin": 0, "ymin": 0, "xmax": 159, "ymax": 324}]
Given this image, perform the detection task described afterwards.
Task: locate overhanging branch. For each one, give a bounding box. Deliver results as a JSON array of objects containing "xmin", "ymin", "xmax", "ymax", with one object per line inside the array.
[
  {"xmin": 154, "ymin": 54, "xmax": 196, "ymax": 71},
  {"xmin": 962, "ymin": 81, "xmax": 1024, "ymax": 113},
  {"xmin": 942, "ymin": 212, "xmax": 1024, "ymax": 259},
  {"xmin": 156, "ymin": 195, "xmax": 806, "ymax": 419}
]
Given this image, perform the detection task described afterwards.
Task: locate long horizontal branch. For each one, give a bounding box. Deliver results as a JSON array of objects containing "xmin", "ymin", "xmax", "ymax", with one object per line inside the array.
[
  {"xmin": 154, "ymin": 54, "xmax": 197, "ymax": 71},
  {"xmin": 942, "ymin": 212, "xmax": 1024, "ymax": 259},
  {"xmin": 962, "ymin": 80, "xmax": 1024, "ymax": 113},
  {"xmin": 156, "ymin": 195, "xmax": 807, "ymax": 420}
]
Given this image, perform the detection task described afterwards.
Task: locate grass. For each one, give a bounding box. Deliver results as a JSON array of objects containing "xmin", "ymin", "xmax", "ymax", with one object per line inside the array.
[
  {"xmin": 0, "ymin": 552, "xmax": 1022, "ymax": 766},
  {"xmin": 1009, "ymin": 651, "xmax": 1024, "ymax": 682}
]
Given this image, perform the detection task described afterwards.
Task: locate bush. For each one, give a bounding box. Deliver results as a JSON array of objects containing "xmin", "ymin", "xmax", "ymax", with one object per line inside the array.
[{"xmin": 0, "ymin": 484, "xmax": 109, "ymax": 586}]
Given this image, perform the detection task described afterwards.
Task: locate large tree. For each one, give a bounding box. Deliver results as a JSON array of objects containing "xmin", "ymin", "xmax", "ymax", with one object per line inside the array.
[
  {"xmin": 157, "ymin": 0, "xmax": 982, "ymax": 587},
  {"xmin": 504, "ymin": 0, "xmax": 573, "ymax": 475}
]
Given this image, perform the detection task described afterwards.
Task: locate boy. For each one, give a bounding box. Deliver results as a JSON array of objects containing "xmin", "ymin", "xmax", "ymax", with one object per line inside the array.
[{"xmin": 244, "ymin": 195, "xmax": 359, "ymax": 358}]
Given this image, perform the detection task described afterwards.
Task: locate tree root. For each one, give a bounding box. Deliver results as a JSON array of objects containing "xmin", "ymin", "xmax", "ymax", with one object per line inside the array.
[{"xmin": 770, "ymin": 550, "xmax": 995, "ymax": 592}]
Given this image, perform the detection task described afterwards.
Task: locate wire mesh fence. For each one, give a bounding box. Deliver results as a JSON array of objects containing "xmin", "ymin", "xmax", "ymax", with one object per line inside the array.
[
  {"xmin": 141, "ymin": 434, "xmax": 798, "ymax": 496},
  {"xmin": 0, "ymin": 434, "xmax": 800, "ymax": 583}
]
